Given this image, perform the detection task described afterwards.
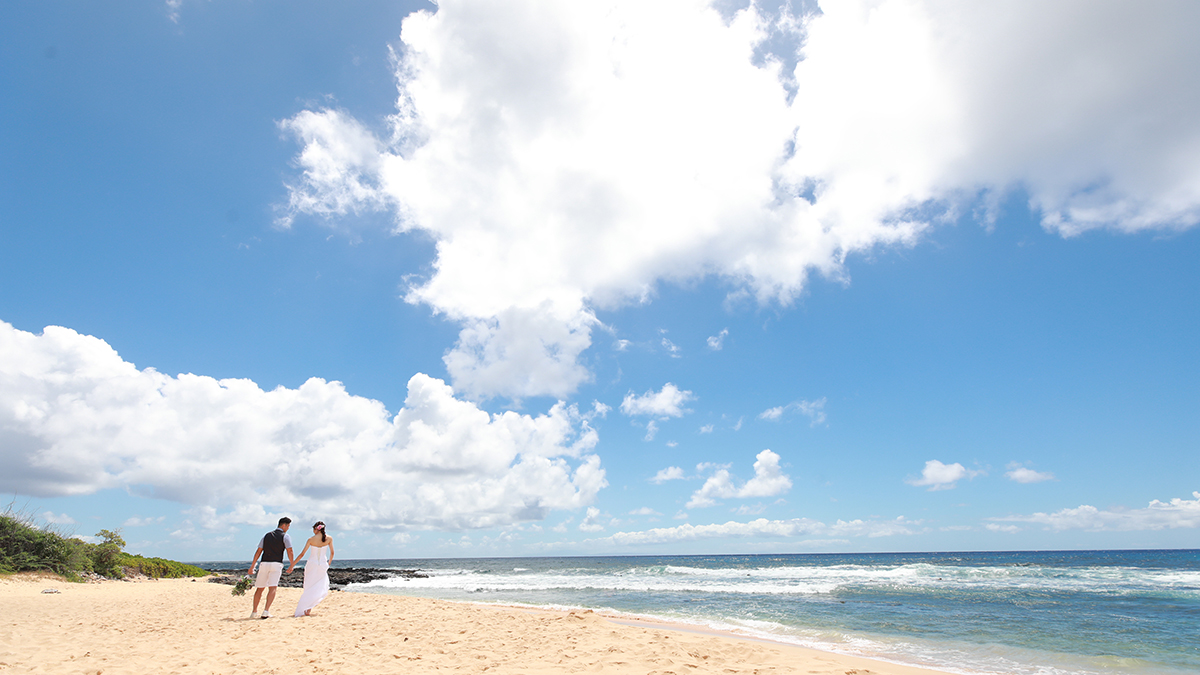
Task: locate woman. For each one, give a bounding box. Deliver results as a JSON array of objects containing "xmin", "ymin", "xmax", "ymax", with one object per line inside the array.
[{"xmin": 287, "ymin": 521, "xmax": 335, "ymax": 617}]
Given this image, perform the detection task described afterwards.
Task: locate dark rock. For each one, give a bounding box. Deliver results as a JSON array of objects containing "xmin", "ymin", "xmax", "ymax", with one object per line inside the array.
[{"xmin": 206, "ymin": 567, "xmax": 427, "ymax": 590}]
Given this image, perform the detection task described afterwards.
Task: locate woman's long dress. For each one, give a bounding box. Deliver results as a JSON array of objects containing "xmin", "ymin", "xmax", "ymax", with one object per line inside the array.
[{"xmin": 293, "ymin": 545, "xmax": 330, "ymax": 617}]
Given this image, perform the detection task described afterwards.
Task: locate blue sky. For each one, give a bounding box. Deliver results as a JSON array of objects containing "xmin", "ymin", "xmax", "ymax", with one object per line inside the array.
[{"xmin": 1, "ymin": 0, "xmax": 1197, "ymax": 561}]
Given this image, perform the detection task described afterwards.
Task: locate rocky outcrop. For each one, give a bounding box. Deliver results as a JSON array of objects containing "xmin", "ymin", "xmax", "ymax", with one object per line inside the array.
[{"xmin": 207, "ymin": 567, "xmax": 427, "ymax": 590}]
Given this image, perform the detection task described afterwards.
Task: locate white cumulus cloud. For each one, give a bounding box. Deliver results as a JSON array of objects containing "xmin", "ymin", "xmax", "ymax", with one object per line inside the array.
[
  {"xmin": 620, "ymin": 383, "xmax": 694, "ymax": 418},
  {"xmin": 687, "ymin": 449, "xmax": 792, "ymax": 508},
  {"xmin": 1006, "ymin": 463, "xmax": 1055, "ymax": 484},
  {"xmin": 587, "ymin": 401, "xmax": 611, "ymax": 419},
  {"xmin": 907, "ymin": 460, "xmax": 982, "ymax": 491},
  {"xmin": 123, "ymin": 516, "xmax": 166, "ymax": 527},
  {"xmin": 650, "ymin": 466, "xmax": 685, "ymax": 483},
  {"xmin": 579, "ymin": 506, "xmax": 607, "ymax": 532},
  {"xmin": 278, "ymin": 0, "xmax": 1200, "ymax": 401},
  {"xmin": 758, "ymin": 406, "xmax": 786, "ymax": 421},
  {"xmin": 442, "ymin": 305, "xmax": 596, "ymax": 402},
  {"xmin": 41, "ymin": 511, "xmax": 76, "ymax": 525},
  {"xmin": 0, "ymin": 322, "xmax": 606, "ymax": 532}
]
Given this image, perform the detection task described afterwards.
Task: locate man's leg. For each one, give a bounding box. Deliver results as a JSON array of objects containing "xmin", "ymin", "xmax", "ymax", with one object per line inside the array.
[
  {"xmin": 263, "ymin": 586, "xmax": 278, "ymax": 612},
  {"xmin": 252, "ymin": 587, "xmax": 264, "ymax": 615}
]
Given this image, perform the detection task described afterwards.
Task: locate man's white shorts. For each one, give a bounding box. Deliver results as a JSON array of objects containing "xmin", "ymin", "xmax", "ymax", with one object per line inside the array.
[{"xmin": 255, "ymin": 562, "xmax": 284, "ymax": 588}]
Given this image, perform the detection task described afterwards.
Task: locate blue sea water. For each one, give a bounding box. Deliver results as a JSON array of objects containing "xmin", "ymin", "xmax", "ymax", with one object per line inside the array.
[{"xmin": 208, "ymin": 550, "xmax": 1200, "ymax": 674}]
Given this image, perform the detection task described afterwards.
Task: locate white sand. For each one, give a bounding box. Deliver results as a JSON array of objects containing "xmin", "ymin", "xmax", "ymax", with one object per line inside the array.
[{"xmin": 0, "ymin": 573, "xmax": 954, "ymax": 674}]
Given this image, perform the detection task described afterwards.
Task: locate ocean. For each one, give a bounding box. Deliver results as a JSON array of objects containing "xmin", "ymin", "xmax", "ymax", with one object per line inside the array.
[{"xmin": 208, "ymin": 550, "xmax": 1200, "ymax": 675}]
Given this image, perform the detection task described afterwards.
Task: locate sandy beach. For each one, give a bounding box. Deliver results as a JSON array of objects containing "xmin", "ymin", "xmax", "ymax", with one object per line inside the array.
[{"xmin": 0, "ymin": 573, "xmax": 959, "ymax": 675}]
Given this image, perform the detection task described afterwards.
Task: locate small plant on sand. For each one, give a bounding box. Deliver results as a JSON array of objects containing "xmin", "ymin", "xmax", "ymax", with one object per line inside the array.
[{"xmin": 231, "ymin": 575, "xmax": 255, "ymax": 596}]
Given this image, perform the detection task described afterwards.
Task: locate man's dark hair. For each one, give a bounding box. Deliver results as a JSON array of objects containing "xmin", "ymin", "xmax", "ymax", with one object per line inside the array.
[{"xmin": 278, "ymin": 517, "xmax": 292, "ymax": 526}]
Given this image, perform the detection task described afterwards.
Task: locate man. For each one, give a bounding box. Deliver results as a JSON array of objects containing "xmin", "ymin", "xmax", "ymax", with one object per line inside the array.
[{"xmin": 248, "ymin": 517, "xmax": 295, "ymax": 619}]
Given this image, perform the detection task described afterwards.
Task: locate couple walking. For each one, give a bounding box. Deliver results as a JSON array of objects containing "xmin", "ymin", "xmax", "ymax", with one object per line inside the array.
[{"xmin": 248, "ymin": 516, "xmax": 335, "ymax": 619}]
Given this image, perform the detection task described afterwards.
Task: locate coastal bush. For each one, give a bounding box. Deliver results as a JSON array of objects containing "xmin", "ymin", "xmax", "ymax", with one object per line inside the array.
[
  {"xmin": 0, "ymin": 506, "xmax": 207, "ymax": 580},
  {"xmin": 0, "ymin": 508, "xmax": 88, "ymax": 577},
  {"xmin": 89, "ymin": 528, "xmax": 127, "ymax": 578},
  {"xmin": 119, "ymin": 554, "xmax": 208, "ymax": 579}
]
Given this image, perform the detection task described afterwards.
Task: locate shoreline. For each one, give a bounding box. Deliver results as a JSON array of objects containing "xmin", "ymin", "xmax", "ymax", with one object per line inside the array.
[
  {"xmin": 0, "ymin": 572, "xmax": 955, "ymax": 675},
  {"xmin": 384, "ymin": 593, "xmax": 950, "ymax": 672}
]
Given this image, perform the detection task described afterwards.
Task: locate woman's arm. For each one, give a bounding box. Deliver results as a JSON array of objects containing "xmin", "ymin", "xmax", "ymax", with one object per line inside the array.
[
  {"xmin": 328, "ymin": 539, "xmax": 334, "ymax": 564},
  {"xmin": 287, "ymin": 543, "xmax": 310, "ymax": 574}
]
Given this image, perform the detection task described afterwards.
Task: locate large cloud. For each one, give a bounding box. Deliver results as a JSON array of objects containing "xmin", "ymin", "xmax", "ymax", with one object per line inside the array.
[
  {"xmin": 279, "ymin": 0, "xmax": 1200, "ymax": 399},
  {"xmin": 0, "ymin": 322, "xmax": 605, "ymax": 531}
]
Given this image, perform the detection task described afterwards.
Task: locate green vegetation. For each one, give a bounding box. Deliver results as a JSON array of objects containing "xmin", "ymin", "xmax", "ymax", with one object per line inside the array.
[
  {"xmin": 119, "ymin": 553, "xmax": 208, "ymax": 579},
  {"xmin": 0, "ymin": 506, "xmax": 207, "ymax": 581},
  {"xmin": 0, "ymin": 506, "xmax": 88, "ymax": 577}
]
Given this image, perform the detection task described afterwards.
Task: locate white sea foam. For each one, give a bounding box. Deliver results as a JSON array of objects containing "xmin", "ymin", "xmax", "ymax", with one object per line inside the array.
[{"xmin": 364, "ymin": 560, "xmax": 1191, "ymax": 601}]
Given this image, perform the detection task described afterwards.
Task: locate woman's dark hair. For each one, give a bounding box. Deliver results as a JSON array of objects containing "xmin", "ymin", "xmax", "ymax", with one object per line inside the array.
[{"xmin": 314, "ymin": 521, "xmax": 327, "ymax": 542}]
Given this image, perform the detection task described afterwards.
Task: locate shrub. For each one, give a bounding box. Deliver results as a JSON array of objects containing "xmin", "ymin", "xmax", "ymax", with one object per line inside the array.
[
  {"xmin": 89, "ymin": 529, "xmax": 128, "ymax": 578},
  {"xmin": 0, "ymin": 506, "xmax": 207, "ymax": 580},
  {"xmin": 119, "ymin": 554, "xmax": 207, "ymax": 579},
  {"xmin": 0, "ymin": 507, "xmax": 88, "ymax": 578}
]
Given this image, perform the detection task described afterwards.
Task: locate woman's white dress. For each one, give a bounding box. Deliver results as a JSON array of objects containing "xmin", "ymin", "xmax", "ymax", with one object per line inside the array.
[{"xmin": 293, "ymin": 545, "xmax": 330, "ymax": 617}]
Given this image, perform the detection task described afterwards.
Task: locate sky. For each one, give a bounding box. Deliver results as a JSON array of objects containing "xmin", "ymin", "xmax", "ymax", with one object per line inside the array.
[{"xmin": 1, "ymin": 0, "xmax": 1197, "ymax": 562}]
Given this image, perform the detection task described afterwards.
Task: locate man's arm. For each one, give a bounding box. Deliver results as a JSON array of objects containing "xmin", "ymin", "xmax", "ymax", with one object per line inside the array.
[
  {"xmin": 248, "ymin": 547, "xmax": 263, "ymax": 577},
  {"xmin": 287, "ymin": 543, "xmax": 310, "ymax": 574},
  {"xmin": 286, "ymin": 547, "xmax": 295, "ymax": 567}
]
